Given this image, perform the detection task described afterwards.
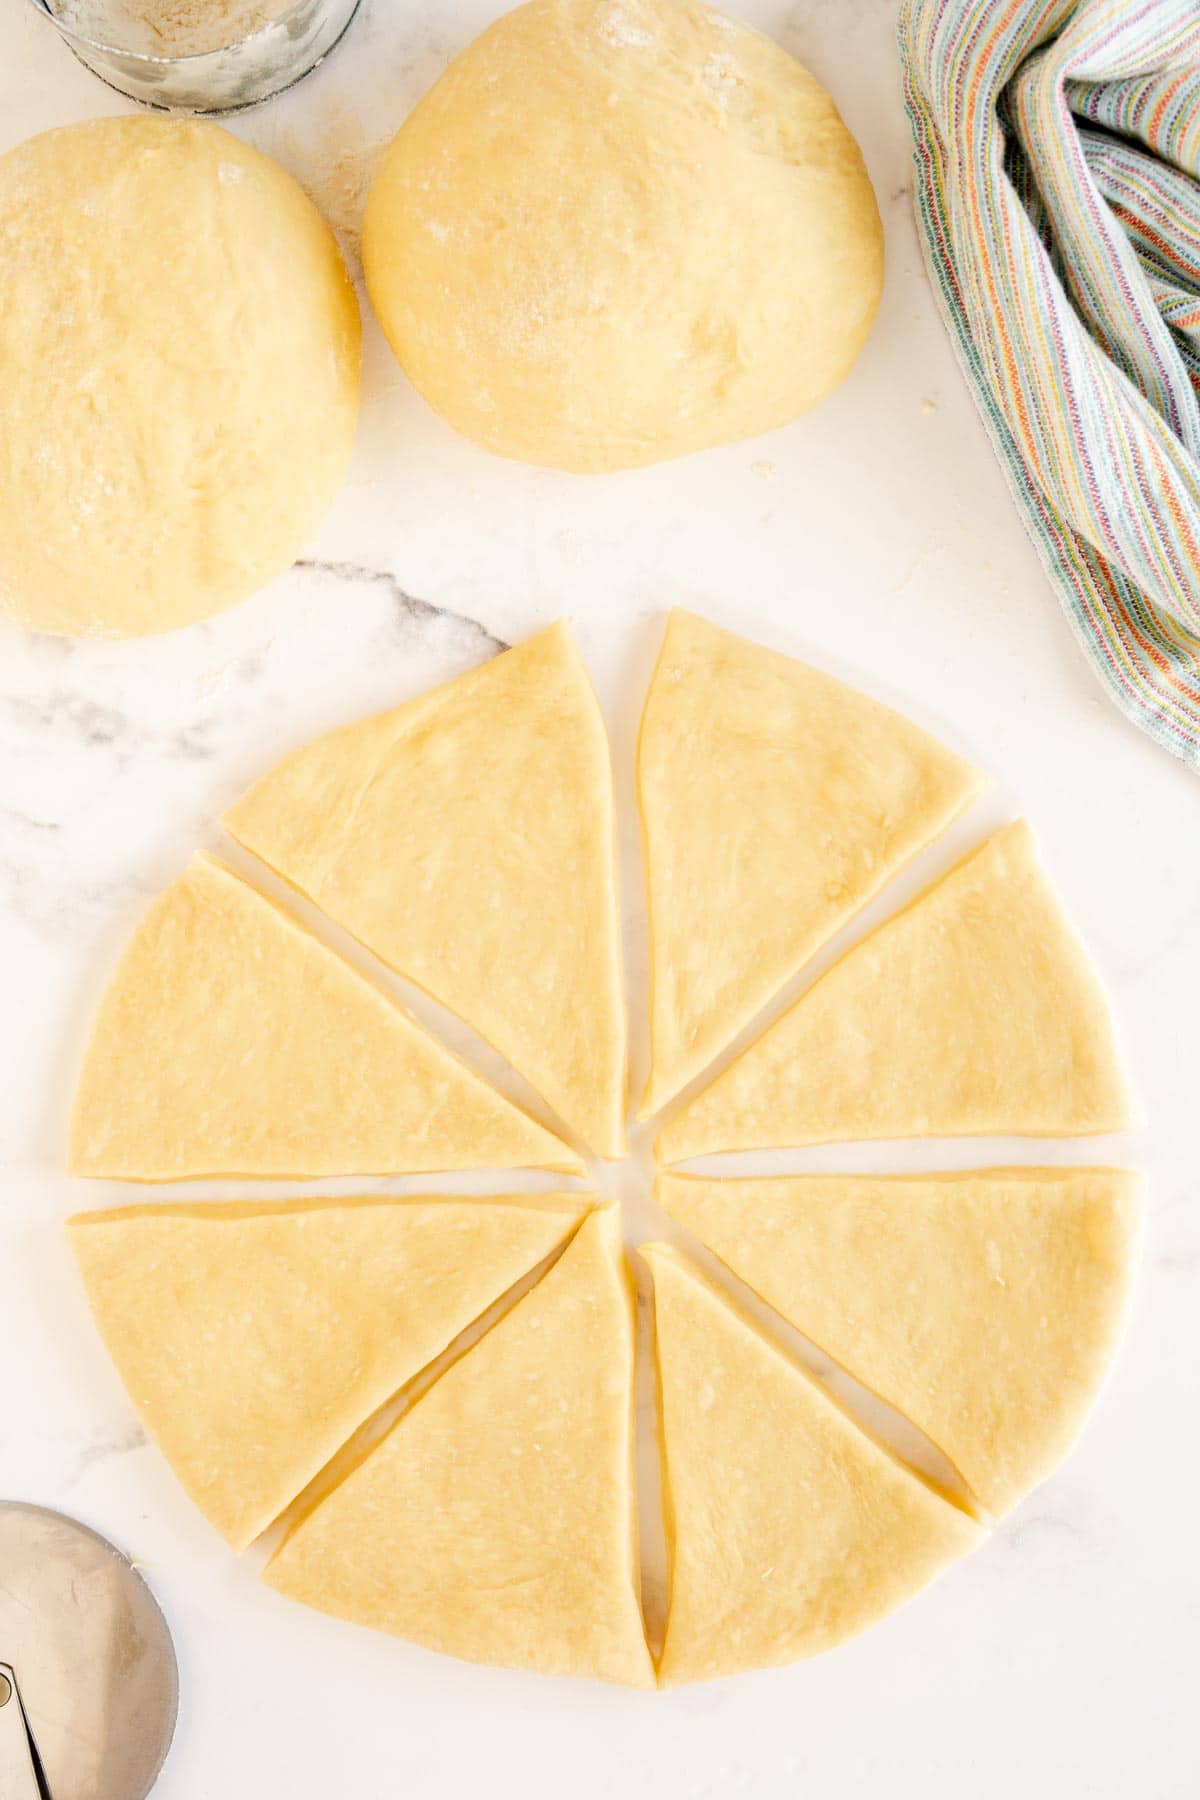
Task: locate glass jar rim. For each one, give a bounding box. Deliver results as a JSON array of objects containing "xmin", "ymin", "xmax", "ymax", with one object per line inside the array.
[{"xmin": 26, "ymin": 0, "xmax": 319, "ymax": 67}]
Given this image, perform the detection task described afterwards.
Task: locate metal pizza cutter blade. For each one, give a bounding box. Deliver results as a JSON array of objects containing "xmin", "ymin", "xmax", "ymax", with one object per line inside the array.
[{"xmin": 0, "ymin": 1502, "xmax": 178, "ymax": 1800}]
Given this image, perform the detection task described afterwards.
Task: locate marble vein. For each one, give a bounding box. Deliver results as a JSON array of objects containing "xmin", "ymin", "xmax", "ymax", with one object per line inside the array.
[
  {"xmin": 64, "ymin": 1421, "xmax": 149, "ymax": 1490},
  {"xmin": 293, "ymin": 558, "xmax": 509, "ymax": 654}
]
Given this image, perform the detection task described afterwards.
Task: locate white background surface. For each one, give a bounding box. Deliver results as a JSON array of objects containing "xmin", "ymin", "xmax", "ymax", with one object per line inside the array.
[{"xmin": 1, "ymin": 2, "xmax": 1198, "ymax": 1795}]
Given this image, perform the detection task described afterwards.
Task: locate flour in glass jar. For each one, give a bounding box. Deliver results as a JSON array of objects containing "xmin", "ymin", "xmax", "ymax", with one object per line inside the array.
[{"xmin": 50, "ymin": 0, "xmax": 295, "ymax": 56}]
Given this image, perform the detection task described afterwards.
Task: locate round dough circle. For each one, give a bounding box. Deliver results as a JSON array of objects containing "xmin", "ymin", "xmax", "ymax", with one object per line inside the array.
[
  {"xmin": 0, "ymin": 118, "xmax": 361, "ymax": 638},
  {"xmin": 363, "ymin": 0, "xmax": 883, "ymax": 473}
]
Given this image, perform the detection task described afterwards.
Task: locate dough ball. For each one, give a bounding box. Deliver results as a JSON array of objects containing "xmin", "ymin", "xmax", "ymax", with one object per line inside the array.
[
  {"xmin": 363, "ymin": 0, "xmax": 883, "ymax": 473},
  {"xmin": 0, "ymin": 118, "xmax": 361, "ymax": 638}
]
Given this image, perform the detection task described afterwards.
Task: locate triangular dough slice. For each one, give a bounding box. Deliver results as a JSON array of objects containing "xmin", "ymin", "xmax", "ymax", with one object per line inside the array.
[
  {"xmin": 225, "ymin": 622, "xmax": 626, "ymax": 1157},
  {"xmin": 638, "ymin": 610, "xmax": 984, "ymax": 1115},
  {"xmin": 264, "ymin": 1207, "xmax": 653, "ymax": 1686},
  {"xmin": 69, "ymin": 1193, "xmax": 588, "ymax": 1551},
  {"xmin": 644, "ymin": 1246, "xmax": 983, "ymax": 1685},
  {"xmin": 659, "ymin": 1169, "xmax": 1141, "ymax": 1517},
  {"xmin": 69, "ymin": 855, "xmax": 581, "ymax": 1178},
  {"xmin": 657, "ymin": 820, "xmax": 1133, "ymax": 1161}
]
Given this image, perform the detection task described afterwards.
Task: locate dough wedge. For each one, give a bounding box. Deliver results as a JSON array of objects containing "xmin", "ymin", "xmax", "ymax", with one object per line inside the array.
[
  {"xmin": 638, "ymin": 609, "xmax": 984, "ymax": 1115},
  {"xmin": 645, "ymin": 1246, "xmax": 982, "ymax": 1684},
  {"xmin": 659, "ymin": 1169, "xmax": 1141, "ymax": 1516},
  {"xmin": 226, "ymin": 622, "xmax": 626, "ymax": 1157},
  {"xmin": 69, "ymin": 855, "xmax": 581, "ymax": 1179},
  {"xmin": 265, "ymin": 1207, "xmax": 654, "ymax": 1686},
  {"xmin": 69, "ymin": 1193, "xmax": 587, "ymax": 1550},
  {"xmin": 657, "ymin": 820, "xmax": 1133, "ymax": 1161}
]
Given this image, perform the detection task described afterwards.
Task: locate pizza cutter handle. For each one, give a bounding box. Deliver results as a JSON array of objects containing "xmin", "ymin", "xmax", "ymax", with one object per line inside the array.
[{"xmin": 0, "ymin": 1663, "xmax": 52, "ymax": 1799}]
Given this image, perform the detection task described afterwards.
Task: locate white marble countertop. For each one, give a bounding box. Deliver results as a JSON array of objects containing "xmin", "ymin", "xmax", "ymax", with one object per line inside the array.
[{"xmin": 2, "ymin": 2, "xmax": 1197, "ymax": 1795}]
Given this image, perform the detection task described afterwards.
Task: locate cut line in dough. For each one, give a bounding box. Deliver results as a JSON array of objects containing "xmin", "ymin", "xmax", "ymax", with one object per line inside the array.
[
  {"xmin": 657, "ymin": 819, "xmax": 1134, "ymax": 1162},
  {"xmin": 225, "ymin": 621, "xmax": 627, "ymax": 1158},
  {"xmin": 637, "ymin": 609, "xmax": 985, "ymax": 1116},
  {"xmin": 69, "ymin": 854, "xmax": 582, "ymax": 1179},
  {"xmin": 658, "ymin": 1168, "xmax": 1142, "ymax": 1516},
  {"xmin": 644, "ymin": 1245, "xmax": 984, "ymax": 1685},
  {"xmin": 69, "ymin": 1192, "xmax": 589, "ymax": 1550},
  {"xmin": 265, "ymin": 1206, "xmax": 654, "ymax": 1686}
]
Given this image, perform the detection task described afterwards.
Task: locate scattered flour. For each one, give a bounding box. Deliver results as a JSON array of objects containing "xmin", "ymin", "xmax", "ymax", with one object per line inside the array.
[
  {"xmin": 51, "ymin": 0, "xmax": 294, "ymax": 57},
  {"xmin": 277, "ymin": 111, "xmax": 387, "ymax": 267},
  {"xmin": 704, "ymin": 50, "xmax": 741, "ymax": 104},
  {"xmin": 596, "ymin": 3, "xmax": 653, "ymax": 50}
]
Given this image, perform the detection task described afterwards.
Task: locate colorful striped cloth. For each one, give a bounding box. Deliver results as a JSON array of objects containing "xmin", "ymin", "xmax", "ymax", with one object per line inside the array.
[{"xmin": 898, "ymin": 0, "xmax": 1200, "ymax": 769}]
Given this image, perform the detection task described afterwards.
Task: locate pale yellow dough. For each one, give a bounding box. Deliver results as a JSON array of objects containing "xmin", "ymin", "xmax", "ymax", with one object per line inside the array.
[
  {"xmin": 638, "ymin": 611, "xmax": 985, "ymax": 1116},
  {"xmin": 659, "ymin": 1168, "xmax": 1141, "ymax": 1517},
  {"xmin": 69, "ymin": 1194, "xmax": 587, "ymax": 1550},
  {"xmin": 645, "ymin": 1246, "xmax": 983, "ymax": 1685},
  {"xmin": 362, "ymin": 0, "xmax": 883, "ymax": 471},
  {"xmin": 0, "ymin": 117, "xmax": 360, "ymax": 638},
  {"xmin": 658, "ymin": 820, "xmax": 1133, "ymax": 1161},
  {"xmin": 226, "ymin": 622, "xmax": 626, "ymax": 1157},
  {"xmin": 265, "ymin": 1208, "xmax": 654, "ymax": 1686},
  {"xmin": 69, "ymin": 855, "xmax": 580, "ymax": 1179}
]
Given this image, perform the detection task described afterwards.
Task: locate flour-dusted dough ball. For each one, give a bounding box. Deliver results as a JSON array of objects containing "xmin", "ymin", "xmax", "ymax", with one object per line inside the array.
[
  {"xmin": 363, "ymin": 0, "xmax": 883, "ymax": 473},
  {"xmin": 0, "ymin": 118, "xmax": 361, "ymax": 638}
]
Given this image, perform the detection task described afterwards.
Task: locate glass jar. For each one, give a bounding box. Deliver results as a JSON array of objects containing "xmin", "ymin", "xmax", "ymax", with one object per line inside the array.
[{"xmin": 28, "ymin": 0, "xmax": 361, "ymax": 113}]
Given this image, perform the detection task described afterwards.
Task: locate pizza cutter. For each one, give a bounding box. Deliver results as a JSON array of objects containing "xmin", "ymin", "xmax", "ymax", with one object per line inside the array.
[{"xmin": 0, "ymin": 1502, "xmax": 178, "ymax": 1800}]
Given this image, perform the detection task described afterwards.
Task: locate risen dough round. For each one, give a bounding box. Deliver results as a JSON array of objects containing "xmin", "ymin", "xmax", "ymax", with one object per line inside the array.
[
  {"xmin": 0, "ymin": 118, "xmax": 361, "ymax": 638},
  {"xmin": 363, "ymin": 0, "xmax": 883, "ymax": 473}
]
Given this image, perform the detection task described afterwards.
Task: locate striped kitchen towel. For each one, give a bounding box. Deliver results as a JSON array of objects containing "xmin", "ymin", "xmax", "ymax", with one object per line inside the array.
[{"xmin": 898, "ymin": 0, "xmax": 1200, "ymax": 770}]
